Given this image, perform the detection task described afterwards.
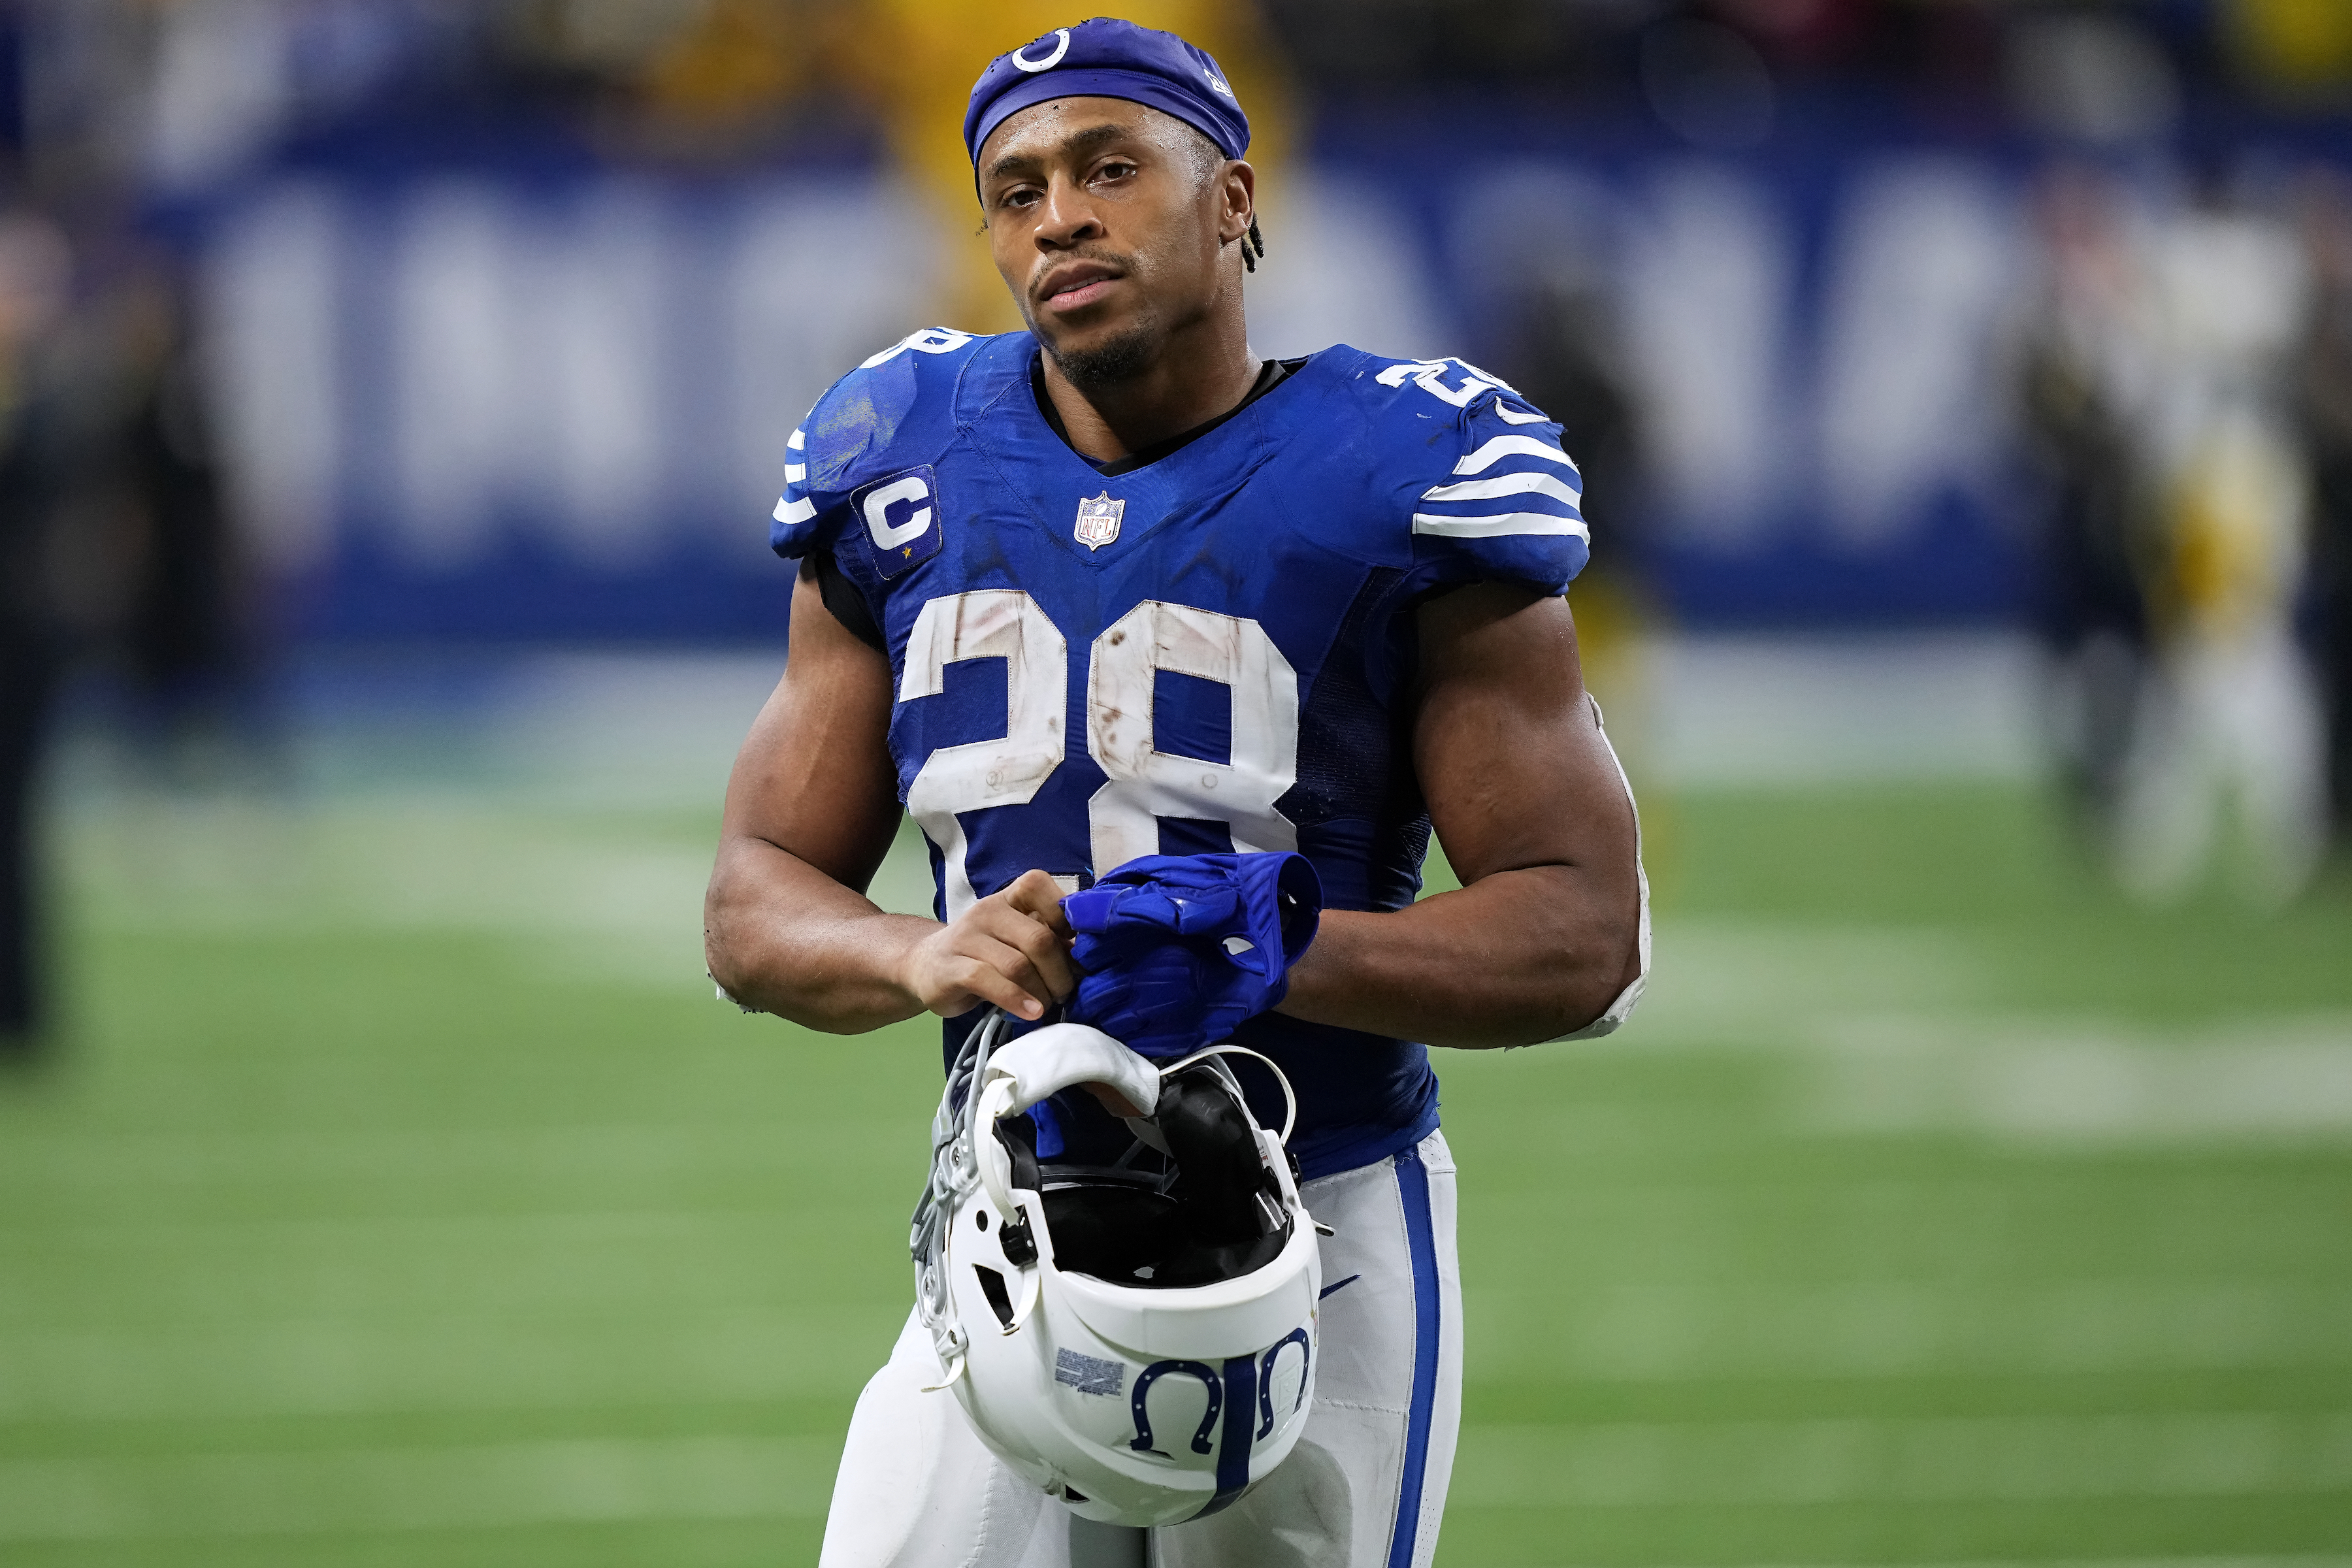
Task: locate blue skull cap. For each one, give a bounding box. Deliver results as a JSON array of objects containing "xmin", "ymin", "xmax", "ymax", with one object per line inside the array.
[{"xmin": 964, "ymin": 17, "xmax": 1250, "ymax": 178}]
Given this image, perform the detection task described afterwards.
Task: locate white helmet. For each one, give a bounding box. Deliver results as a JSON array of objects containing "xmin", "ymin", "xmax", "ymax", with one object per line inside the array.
[{"xmin": 909, "ymin": 1013, "xmax": 1323, "ymax": 1528}]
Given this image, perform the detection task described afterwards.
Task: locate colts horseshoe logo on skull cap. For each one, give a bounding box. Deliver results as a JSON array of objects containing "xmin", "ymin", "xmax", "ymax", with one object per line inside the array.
[{"xmin": 1011, "ymin": 29, "xmax": 1071, "ymax": 73}]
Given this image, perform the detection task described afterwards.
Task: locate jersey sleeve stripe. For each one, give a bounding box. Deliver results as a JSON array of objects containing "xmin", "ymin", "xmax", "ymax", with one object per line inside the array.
[
  {"xmin": 784, "ymin": 463, "xmax": 806, "ymax": 483},
  {"xmin": 1420, "ymin": 471, "xmax": 1581, "ymax": 506},
  {"xmin": 1453, "ymin": 434, "xmax": 1579, "ymax": 476},
  {"xmin": 787, "ymin": 428, "xmax": 805, "ymax": 451},
  {"xmin": 1494, "ymin": 405, "xmax": 1550, "ymax": 426},
  {"xmin": 774, "ymin": 495, "xmax": 816, "ymax": 525},
  {"xmin": 1411, "ymin": 511, "xmax": 1591, "ymax": 540}
]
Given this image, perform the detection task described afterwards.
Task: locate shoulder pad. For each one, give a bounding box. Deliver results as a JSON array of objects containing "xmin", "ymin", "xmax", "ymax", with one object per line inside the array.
[
  {"xmin": 799, "ymin": 327, "xmax": 985, "ymax": 494},
  {"xmin": 1350, "ymin": 352, "xmax": 1590, "ymax": 593},
  {"xmin": 770, "ymin": 327, "xmax": 988, "ymax": 559}
]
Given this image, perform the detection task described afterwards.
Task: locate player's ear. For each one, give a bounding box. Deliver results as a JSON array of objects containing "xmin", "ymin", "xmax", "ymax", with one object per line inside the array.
[{"xmin": 1219, "ymin": 159, "xmax": 1256, "ymax": 245}]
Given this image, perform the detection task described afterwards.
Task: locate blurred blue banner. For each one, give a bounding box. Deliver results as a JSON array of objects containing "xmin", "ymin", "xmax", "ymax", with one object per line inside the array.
[{"xmin": 194, "ymin": 109, "xmax": 2352, "ymax": 640}]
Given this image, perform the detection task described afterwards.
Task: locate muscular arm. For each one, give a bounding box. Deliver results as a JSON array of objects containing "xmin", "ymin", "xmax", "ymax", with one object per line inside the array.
[
  {"xmin": 703, "ymin": 563, "xmax": 1077, "ymax": 1032},
  {"xmin": 1275, "ymin": 583, "xmax": 1642, "ymax": 1048}
]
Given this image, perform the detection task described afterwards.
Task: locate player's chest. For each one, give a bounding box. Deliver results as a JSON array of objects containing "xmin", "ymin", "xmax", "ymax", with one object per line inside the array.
[
  {"xmin": 860, "ymin": 442, "xmax": 1362, "ymax": 646},
  {"xmin": 874, "ymin": 504, "xmax": 1365, "ymax": 745},
  {"xmin": 870, "ymin": 463, "xmax": 1375, "ymax": 791}
]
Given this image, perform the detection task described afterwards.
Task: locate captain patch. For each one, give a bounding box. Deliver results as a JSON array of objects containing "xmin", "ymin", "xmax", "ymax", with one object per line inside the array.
[{"xmin": 855, "ymin": 466, "xmax": 942, "ymax": 580}]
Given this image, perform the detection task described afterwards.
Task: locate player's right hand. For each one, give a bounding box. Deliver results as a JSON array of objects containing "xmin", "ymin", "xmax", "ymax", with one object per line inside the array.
[{"xmin": 894, "ymin": 870, "xmax": 1077, "ymax": 1022}]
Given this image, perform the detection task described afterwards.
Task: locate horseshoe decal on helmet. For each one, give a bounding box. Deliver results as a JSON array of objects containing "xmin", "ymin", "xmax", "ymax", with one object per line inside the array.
[
  {"xmin": 1255, "ymin": 1329, "xmax": 1311, "ymax": 1439},
  {"xmin": 1130, "ymin": 1360, "xmax": 1223, "ymax": 1456},
  {"xmin": 1011, "ymin": 29, "xmax": 1070, "ymax": 72}
]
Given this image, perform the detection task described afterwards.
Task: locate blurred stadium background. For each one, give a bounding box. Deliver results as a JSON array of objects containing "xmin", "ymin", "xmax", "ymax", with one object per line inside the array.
[{"xmin": 3, "ymin": 0, "xmax": 2351, "ymax": 1563}]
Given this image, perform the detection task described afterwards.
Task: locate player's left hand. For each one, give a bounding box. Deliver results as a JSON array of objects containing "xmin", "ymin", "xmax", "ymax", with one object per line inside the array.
[
  {"xmin": 1060, "ymin": 851, "xmax": 1321, "ymax": 1058},
  {"xmin": 894, "ymin": 870, "xmax": 1077, "ymax": 1022}
]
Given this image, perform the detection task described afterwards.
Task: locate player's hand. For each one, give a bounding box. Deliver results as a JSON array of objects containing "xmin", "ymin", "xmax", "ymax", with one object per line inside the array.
[{"xmin": 894, "ymin": 870, "xmax": 1077, "ymax": 1022}]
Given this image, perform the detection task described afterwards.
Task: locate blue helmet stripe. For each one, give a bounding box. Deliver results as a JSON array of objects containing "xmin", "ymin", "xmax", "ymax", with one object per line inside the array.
[{"xmin": 1191, "ymin": 1352, "xmax": 1260, "ymax": 1519}]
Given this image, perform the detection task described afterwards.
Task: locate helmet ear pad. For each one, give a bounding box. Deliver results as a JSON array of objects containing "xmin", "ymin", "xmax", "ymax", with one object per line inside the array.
[
  {"xmin": 1149, "ymin": 1066, "xmax": 1291, "ymax": 1287},
  {"xmin": 1156, "ymin": 1066, "xmax": 1281, "ymax": 1248}
]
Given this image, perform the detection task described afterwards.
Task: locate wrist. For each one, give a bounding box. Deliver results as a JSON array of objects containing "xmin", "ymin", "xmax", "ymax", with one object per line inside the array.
[
  {"xmin": 868, "ymin": 915, "xmax": 941, "ymax": 1011},
  {"xmin": 1267, "ymin": 912, "xmax": 1348, "ymax": 1017}
]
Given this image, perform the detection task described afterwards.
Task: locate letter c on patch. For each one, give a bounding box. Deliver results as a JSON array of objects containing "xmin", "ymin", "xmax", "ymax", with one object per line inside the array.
[{"xmin": 862, "ymin": 474, "xmax": 933, "ymax": 549}]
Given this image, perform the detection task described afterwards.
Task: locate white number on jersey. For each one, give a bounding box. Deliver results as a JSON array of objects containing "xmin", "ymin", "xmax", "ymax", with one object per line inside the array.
[
  {"xmin": 858, "ymin": 327, "xmax": 975, "ymax": 370},
  {"xmin": 1087, "ymin": 600, "xmax": 1299, "ymax": 876},
  {"xmin": 897, "ymin": 592, "xmax": 1299, "ymax": 918},
  {"xmin": 1374, "ymin": 357, "xmax": 1513, "ymax": 408},
  {"xmin": 900, "ymin": 592, "xmax": 1068, "ymax": 917}
]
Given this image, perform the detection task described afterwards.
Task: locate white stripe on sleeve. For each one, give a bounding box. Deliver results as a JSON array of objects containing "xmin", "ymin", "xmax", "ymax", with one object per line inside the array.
[
  {"xmin": 1411, "ymin": 512, "xmax": 1591, "ymax": 540},
  {"xmin": 774, "ymin": 496, "xmax": 816, "ymax": 525},
  {"xmin": 784, "ymin": 464, "xmax": 805, "ymax": 483},
  {"xmin": 1453, "ymin": 434, "xmax": 1579, "ymax": 476},
  {"xmin": 1495, "ymin": 405, "xmax": 1550, "ymax": 425},
  {"xmin": 787, "ymin": 429, "xmax": 805, "ymax": 451},
  {"xmin": 1420, "ymin": 471, "xmax": 1582, "ymax": 506}
]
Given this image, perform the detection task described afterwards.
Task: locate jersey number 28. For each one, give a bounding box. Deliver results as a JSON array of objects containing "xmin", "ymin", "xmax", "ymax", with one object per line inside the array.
[{"xmin": 898, "ymin": 591, "xmax": 1299, "ymax": 917}]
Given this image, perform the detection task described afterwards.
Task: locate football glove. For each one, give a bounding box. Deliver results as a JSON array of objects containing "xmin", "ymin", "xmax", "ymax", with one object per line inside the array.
[{"xmin": 1060, "ymin": 851, "xmax": 1322, "ymax": 1059}]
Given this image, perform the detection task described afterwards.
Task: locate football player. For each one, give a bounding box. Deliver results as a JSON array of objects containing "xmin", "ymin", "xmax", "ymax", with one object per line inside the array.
[{"xmin": 704, "ymin": 18, "xmax": 1648, "ymax": 1566}]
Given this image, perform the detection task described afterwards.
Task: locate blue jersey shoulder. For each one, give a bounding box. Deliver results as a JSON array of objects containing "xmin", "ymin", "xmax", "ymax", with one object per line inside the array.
[
  {"xmin": 769, "ymin": 327, "xmax": 1000, "ymax": 559},
  {"xmin": 1307, "ymin": 346, "xmax": 1593, "ymax": 594}
]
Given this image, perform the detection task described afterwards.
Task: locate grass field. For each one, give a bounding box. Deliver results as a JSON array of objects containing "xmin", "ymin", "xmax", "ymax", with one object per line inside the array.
[{"xmin": 3, "ymin": 704, "xmax": 2349, "ymax": 1564}]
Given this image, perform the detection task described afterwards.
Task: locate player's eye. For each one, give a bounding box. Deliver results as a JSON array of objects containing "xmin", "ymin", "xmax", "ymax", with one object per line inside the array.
[
  {"xmin": 1091, "ymin": 159, "xmax": 1138, "ymax": 186},
  {"xmin": 996, "ymin": 184, "xmax": 1041, "ymax": 210}
]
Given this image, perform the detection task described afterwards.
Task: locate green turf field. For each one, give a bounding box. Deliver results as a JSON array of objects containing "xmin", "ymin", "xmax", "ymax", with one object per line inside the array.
[{"xmin": 3, "ymin": 772, "xmax": 2349, "ymax": 1565}]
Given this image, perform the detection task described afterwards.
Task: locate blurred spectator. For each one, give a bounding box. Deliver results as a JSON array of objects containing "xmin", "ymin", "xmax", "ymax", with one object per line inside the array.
[
  {"xmin": 0, "ymin": 203, "xmax": 70, "ymax": 1060},
  {"xmin": 1489, "ymin": 261, "xmax": 1650, "ymax": 717},
  {"xmin": 2225, "ymin": 0, "xmax": 2352, "ymax": 103},
  {"xmin": 1492, "ymin": 268, "xmax": 1642, "ymax": 581},
  {"xmin": 2018, "ymin": 161, "xmax": 2155, "ymax": 839},
  {"xmin": 2297, "ymin": 166, "xmax": 2352, "ymax": 851},
  {"xmin": 114, "ymin": 259, "xmax": 255, "ymax": 777},
  {"xmin": 2115, "ymin": 169, "xmax": 2325, "ymax": 906}
]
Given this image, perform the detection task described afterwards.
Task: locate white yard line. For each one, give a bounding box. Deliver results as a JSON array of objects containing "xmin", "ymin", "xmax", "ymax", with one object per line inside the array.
[
  {"xmin": 0, "ymin": 1434, "xmax": 836, "ymax": 1541},
  {"xmin": 1452, "ymin": 1411, "xmax": 2352, "ymax": 1508},
  {"xmin": 1471, "ymin": 1278, "xmax": 2352, "ymax": 1380},
  {"xmin": 0, "ymin": 1311, "xmax": 883, "ymax": 1422},
  {"xmin": 1636, "ymin": 630, "xmax": 2042, "ymax": 787}
]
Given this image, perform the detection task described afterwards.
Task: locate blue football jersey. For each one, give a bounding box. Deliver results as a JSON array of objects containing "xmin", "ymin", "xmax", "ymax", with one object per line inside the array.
[{"xmin": 770, "ymin": 328, "xmax": 1590, "ymax": 1180}]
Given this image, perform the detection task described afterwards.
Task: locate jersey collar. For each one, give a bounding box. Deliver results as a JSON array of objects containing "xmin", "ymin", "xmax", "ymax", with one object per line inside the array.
[{"xmin": 955, "ymin": 333, "xmax": 1298, "ymax": 567}]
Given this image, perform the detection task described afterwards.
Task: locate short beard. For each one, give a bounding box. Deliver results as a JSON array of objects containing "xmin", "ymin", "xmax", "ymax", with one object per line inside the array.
[{"xmin": 1043, "ymin": 323, "xmax": 1158, "ymax": 390}]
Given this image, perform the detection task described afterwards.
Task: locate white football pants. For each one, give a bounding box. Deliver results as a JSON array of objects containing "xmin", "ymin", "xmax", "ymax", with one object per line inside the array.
[{"xmin": 816, "ymin": 1130, "xmax": 1462, "ymax": 1568}]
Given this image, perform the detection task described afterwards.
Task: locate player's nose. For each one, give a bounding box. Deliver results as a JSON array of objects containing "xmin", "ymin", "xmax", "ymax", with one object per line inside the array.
[{"xmin": 1033, "ymin": 176, "xmax": 1102, "ymax": 248}]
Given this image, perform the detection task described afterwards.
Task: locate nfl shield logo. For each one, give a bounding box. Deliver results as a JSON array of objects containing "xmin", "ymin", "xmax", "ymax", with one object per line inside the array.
[{"xmin": 1073, "ymin": 492, "xmax": 1124, "ymax": 551}]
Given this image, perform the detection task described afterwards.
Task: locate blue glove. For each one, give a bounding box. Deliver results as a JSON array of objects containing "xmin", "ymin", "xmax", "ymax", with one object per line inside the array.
[{"xmin": 1060, "ymin": 852, "xmax": 1321, "ymax": 1059}]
